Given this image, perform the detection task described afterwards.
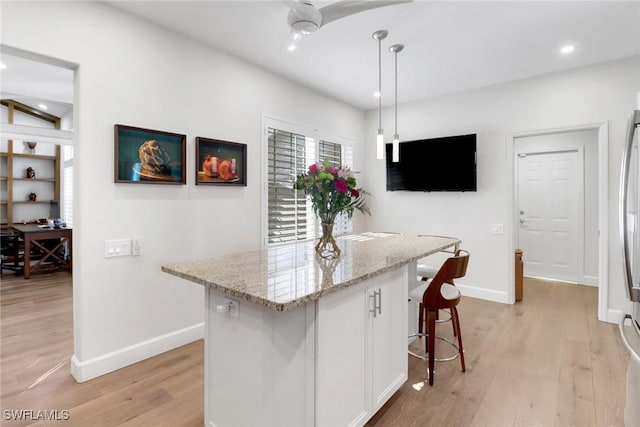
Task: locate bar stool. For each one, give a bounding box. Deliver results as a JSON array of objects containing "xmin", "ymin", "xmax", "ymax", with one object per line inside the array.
[{"xmin": 408, "ymin": 249, "xmax": 470, "ymax": 385}]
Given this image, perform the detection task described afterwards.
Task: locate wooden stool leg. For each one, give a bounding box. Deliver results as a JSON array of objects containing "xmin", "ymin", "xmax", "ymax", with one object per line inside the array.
[
  {"xmin": 427, "ymin": 309, "xmax": 437, "ymax": 386},
  {"xmin": 452, "ymin": 307, "xmax": 465, "ymax": 372}
]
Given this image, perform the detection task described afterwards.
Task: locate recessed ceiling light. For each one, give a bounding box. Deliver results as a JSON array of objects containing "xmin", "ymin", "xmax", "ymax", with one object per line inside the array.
[
  {"xmin": 373, "ymin": 91, "xmax": 381, "ymax": 98},
  {"xmin": 0, "ymin": 62, "xmax": 6, "ymax": 70},
  {"xmin": 287, "ymin": 43, "xmax": 296, "ymax": 52},
  {"xmin": 38, "ymin": 103, "xmax": 48, "ymax": 110},
  {"xmin": 561, "ymin": 45, "xmax": 575, "ymax": 54}
]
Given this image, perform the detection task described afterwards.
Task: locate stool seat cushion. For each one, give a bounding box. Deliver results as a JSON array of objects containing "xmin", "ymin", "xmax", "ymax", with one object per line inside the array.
[
  {"xmin": 409, "ymin": 281, "xmax": 461, "ymax": 301},
  {"xmin": 417, "ymin": 264, "xmax": 439, "ymax": 279}
]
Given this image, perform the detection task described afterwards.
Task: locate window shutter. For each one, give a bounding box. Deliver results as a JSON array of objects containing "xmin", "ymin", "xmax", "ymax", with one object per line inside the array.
[
  {"xmin": 62, "ymin": 146, "xmax": 73, "ymax": 227},
  {"xmin": 267, "ymin": 128, "xmax": 354, "ymax": 245},
  {"xmin": 267, "ymin": 128, "xmax": 309, "ymax": 244}
]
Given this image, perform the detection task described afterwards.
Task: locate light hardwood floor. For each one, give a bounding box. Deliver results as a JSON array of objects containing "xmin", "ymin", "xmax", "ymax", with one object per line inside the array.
[{"xmin": 1, "ymin": 272, "xmax": 629, "ymax": 426}]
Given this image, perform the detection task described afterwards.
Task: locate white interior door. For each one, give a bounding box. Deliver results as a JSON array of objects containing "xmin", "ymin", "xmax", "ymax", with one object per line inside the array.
[{"xmin": 517, "ymin": 150, "xmax": 581, "ymax": 282}]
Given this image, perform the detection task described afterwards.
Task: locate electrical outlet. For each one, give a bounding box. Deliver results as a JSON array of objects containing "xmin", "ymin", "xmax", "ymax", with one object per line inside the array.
[
  {"xmin": 225, "ymin": 298, "xmax": 240, "ymax": 318},
  {"xmin": 216, "ymin": 299, "xmax": 240, "ymax": 318}
]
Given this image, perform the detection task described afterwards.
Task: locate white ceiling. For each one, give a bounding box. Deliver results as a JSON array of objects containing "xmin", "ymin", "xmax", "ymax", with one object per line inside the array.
[
  {"xmin": 2, "ymin": 1, "xmax": 639, "ymax": 115},
  {"xmin": 108, "ymin": 0, "xmax": 640, "ymax": 110},
  {"xmin": 0, "ymin": 54, "xmax": 74, "ymax": 118}
]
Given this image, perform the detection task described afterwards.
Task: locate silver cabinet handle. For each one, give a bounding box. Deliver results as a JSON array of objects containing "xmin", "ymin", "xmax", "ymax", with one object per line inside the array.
[
  {"xmin": 370, "ymin": 289, "xmax": 382, "ymax": 317},
  {"xmin": 369, "ymin": 292, "xmax": 377, "ymax": 318}
]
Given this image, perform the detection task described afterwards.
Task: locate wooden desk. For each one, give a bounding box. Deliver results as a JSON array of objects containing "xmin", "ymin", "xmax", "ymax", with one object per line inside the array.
[{"xmin": 12, "ymin": 224, "xmax": 72, "ymax": 279}]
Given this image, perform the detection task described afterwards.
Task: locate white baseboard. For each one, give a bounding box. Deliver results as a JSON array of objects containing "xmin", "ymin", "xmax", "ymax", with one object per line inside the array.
[
  {"xmin": 581, "ymin": 275, "xmax": 599, "ymax": 287},
  {"xmin": 457, "ymin": 283, "xmax": 509, "ymax": 304},
  {"xmin": 70, "ymin": 322, "xmax": 204, "ymax": 383},
  {"xmin": 604, "ymin": 308, "xmax": 625, "ymax": 325}
]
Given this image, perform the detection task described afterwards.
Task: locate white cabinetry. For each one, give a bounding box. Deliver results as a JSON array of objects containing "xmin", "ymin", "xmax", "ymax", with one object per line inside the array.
[{"xmin": 316, "ymin": 267, "xmax": 408, "ymax": 427}]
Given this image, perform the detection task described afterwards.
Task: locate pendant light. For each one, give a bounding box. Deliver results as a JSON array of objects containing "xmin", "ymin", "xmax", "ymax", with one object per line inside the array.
[
  {"xmin": 389, "ymin": 44, "xmax": 404, "ymax": 163},
  {"xmin": 372, "ymin": 30, "xmax": 388, "ymax": 160}
]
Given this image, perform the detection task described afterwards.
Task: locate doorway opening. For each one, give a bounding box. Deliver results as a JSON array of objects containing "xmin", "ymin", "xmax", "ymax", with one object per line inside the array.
[
  {"xmin": 0, "ymin": 47, "xmax": 76, "ymax": 387},
  {"xmin": 508, "ymin": 123, "xmax": 609, "ymax": 321}
]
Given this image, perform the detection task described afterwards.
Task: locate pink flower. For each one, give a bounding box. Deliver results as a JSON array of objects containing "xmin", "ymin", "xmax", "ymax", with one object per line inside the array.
[
  {"xmin": 308, "ymin": 163, "xmax": 319, "ymax": 176},
  {"xmin": 334, "ymin": 179, "xmax": 348, "ymax": 193},
  {"xmin": 327, "ymin": 166, "xmax": 339, "ymax": 176},
  {"xmin": 351, "ymin": 188, "xmax": 360, "ymax": 198}
]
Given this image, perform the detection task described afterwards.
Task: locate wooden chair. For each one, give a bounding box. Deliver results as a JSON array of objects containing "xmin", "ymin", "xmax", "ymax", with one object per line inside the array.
[{"xmin": 409, "ymin": 249, "xmax": 470, "ymax": 385}]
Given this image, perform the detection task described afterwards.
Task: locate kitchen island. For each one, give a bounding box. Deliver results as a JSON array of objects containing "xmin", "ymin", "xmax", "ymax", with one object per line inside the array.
[{"xmin": 162, "ymin": 232, "xmax": 459, "ymax": 427}]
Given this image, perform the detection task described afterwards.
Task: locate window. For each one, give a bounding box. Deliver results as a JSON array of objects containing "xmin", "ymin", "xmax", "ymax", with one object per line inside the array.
[
  {"xmin": 62, "ymin": 145, "xmax": 73, "ymax": 227},
  {"xmin": 266, "ymin": 124, "xmax": 354, "ymax": 245}
]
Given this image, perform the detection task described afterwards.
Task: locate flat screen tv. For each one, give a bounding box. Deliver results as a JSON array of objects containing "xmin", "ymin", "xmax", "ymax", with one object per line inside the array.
[{"xmin": 386, "ymin": 134, "xmax": 477, "ymax": 192}]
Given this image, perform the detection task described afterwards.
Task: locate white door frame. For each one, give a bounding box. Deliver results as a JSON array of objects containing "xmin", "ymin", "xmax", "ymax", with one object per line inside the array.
[
  {"xmin": 506, "ymin": 122, "xmax": 609, "ymax": 322},
  {"xmin": 515, "ymin": 146, "xmax": 585, "ymax": 284}
]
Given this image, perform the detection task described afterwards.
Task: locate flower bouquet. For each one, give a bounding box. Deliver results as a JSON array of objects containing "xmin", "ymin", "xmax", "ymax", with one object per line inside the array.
[{"xmin": 294, "ymin": 161, "xmax": 370, "ymax": 258}]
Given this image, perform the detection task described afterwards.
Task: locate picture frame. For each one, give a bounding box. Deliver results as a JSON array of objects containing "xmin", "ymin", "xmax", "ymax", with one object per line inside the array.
[
  {"xmin": 195, "ymin": 137, "xmax": 247, "ymax": 186},
  {"xmin": 114, "ymin": 124, "xmax": 186, "ymax": 184}
]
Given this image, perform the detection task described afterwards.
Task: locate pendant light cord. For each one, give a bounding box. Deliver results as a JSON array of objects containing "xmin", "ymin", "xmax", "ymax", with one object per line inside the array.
[
  {"xmin": 378, "ymin": 37, "xmax": 382, "ymax": 131},
  {"xmin": 394, "ymin": 50, "xmax": 398, "ymax": 135}
]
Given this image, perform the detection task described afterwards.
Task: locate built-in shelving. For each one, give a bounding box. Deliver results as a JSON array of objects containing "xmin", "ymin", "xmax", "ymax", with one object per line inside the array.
[{"xmin": 1, "ymin": 99, "xmax": 61, "ymax": 225}]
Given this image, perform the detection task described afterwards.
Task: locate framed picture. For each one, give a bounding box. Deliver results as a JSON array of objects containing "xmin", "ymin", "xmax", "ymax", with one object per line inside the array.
[
  {"xmin": 196, "ymin": 137, "xmax": 247, "ymax": 186},
  {"xmin": 114, "ymin": 124, "xmax": 186, "ymax": 184}
]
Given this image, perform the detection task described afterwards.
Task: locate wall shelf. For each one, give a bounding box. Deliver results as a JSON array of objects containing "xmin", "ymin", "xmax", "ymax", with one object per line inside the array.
[
  {"xmin": 13, "ymin": 153, "xmax": 57, "ymax": 160},
  {"xmin": 13, "ymin": 178, "xmax": 56, "ymax": 182}
]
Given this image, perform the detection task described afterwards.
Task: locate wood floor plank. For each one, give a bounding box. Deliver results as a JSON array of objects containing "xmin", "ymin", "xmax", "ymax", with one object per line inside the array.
[{"xmin": 2, "ymin": 272, "xmax": 629, "ymax": 427}]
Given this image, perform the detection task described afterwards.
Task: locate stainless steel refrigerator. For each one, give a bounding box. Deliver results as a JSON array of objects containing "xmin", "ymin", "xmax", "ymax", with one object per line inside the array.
[{"xmin": 619, "ymin": 107, "xmax": 640, "ymax": 426}]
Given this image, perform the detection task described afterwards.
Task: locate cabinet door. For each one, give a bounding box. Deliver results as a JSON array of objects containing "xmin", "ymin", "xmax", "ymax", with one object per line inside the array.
[
  {"xmin": 316, "ymin": 282, "xmax": 370, "ymax": 427},
  {"xmin": 370, "ymin": 267, "xmax": 408, "ymax": 412}
]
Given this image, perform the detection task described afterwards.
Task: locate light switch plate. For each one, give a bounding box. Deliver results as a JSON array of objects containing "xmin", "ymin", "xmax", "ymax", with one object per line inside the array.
[
  {"xmin": 105, "ymin": 239, "xmax": 132, "ymax": 258},
  {"xmin": 491, "ymin": 223, "xmax": 504, "ymax": 235}
]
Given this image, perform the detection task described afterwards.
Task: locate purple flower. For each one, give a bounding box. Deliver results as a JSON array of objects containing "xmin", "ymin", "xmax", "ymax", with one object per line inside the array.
[
  {"xmin": 327, "ymin": 166, "xmax": 339, "ymax": 176},
  {"xmin": 351, "ymin": 188, "xmax": 360, "ymax": 199},
  {"xmin": 335, "ymin": 179, "xmax": 348, "ymax": 193}
]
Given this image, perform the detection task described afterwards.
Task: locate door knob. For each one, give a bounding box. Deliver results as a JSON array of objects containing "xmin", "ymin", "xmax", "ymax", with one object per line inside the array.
[{"xmin": 519, "ymin": 219, "xmax": 526, "ymax": 224}]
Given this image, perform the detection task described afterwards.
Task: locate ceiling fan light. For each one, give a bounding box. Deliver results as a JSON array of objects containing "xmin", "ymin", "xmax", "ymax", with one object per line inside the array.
[
  {"xmin": 287, "ymin": 5, "xmax": 322, "ymax": 35},
  {"xmin": 291, "ymin": 20, "xmax": 318, "ymax": 35}
]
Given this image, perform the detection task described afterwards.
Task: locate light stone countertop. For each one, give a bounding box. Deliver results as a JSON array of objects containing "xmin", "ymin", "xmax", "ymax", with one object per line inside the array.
[{"xmin": 162, "ymin": 232, "xmax": 460, "ymax": 311}]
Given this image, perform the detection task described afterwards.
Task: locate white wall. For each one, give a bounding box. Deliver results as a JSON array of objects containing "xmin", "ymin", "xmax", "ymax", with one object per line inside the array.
[
  {"xmin": 362, "ymin": 56, "xmax": 640, "ymax": 319},
  {"xmin": 1, "ymin": 1, "xmax": 365, "ymax": 381},
  {"xmin": 515, "ymin": 129, "xmax": 599, "ymax": 284}
]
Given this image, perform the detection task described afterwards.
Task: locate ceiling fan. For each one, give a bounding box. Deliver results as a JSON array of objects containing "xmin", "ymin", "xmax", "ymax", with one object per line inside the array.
[{"xmin": 285, "ymin": 1, "xmax": 411, "ymax": 40}]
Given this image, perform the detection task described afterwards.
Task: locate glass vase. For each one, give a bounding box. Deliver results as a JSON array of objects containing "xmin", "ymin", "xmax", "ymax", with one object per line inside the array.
[{"xmin": 315, "ymin": 222, "xmax": 341, "ymax": 259}]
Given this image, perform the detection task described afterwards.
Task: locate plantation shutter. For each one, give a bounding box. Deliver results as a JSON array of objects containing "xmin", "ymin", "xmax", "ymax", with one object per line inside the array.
[
  {"xmin": 62, "ymin": 145, "xmax": 73, "ymax": 227},
  {"xmin": 267, "ymin": 128, "xmax": 310, "ymax": 244},
  {"xmin": 267, "ymin": 127, "xmax": 354, "ymax": 245},
  {"xmin": 319, "ymin": 140, "xmax": 353, "ymax": 236}
]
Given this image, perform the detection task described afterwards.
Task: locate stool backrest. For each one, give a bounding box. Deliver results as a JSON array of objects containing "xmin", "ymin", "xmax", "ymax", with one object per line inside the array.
[{"xmin": 423, "ymin": 249, "xmax": 470, "ymax": 306}]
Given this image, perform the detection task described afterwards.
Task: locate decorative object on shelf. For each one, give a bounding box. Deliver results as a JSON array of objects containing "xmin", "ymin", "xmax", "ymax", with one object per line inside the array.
[
  {"xmin": 26, "ymin": 167, "xmax": 36, "ymax": 179},
  {"xmin": 195, "ymin": 137, "xmax": 247, "ymax": 186},
  {"xmin": 294, "ymin": 161, "xmax": 370, "ymax": 258},
  {"xmin": 28, "ymin": 192, "xmax": 37, "ymax": 202},
  {"xmin": 26, "ymin": 141, "xmax": 37, "ymax": 154},
  {"xmin": 114, "ymin": 124, "xmax": 186, "ymax": 184},
  {"xmin": 389, "ymin": 43, "xmax": 404, "ymax": 163},
  {"xmin": 372, "ymin": 29, "xmax": 388, "ymax": 160}
]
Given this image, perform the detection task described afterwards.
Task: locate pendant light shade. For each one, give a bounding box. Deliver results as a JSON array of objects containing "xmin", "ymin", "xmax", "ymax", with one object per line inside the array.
[
  {"xmin": 389, "ymin": 44, "xmax": 404, "ymax": 163},
  {"xmin": 372, "ymin": 30, "xmax": 388, "ymax": 160}
]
